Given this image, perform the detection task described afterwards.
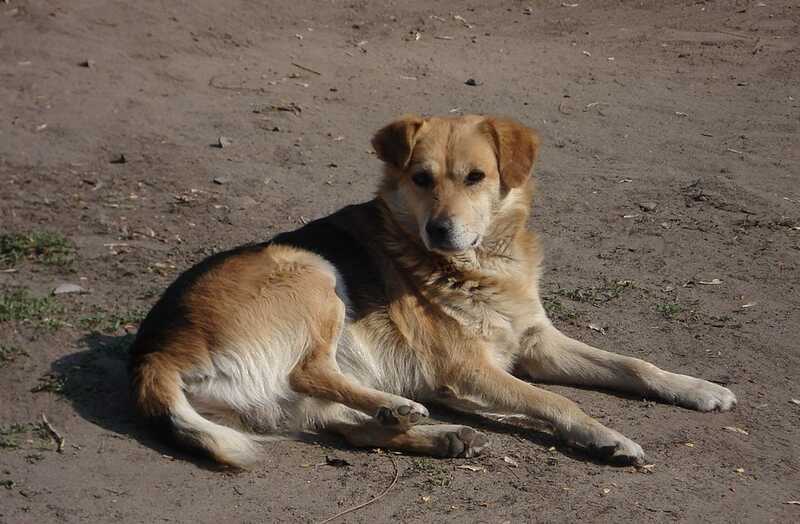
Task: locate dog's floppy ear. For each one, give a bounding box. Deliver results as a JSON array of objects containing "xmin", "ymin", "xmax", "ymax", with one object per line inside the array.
[
  {"xmin": 372, "ymin": 114, "xmax": 424, "ymax": 169},
  {"xmin": 483, "ymin": 117, "xmax": 540, "ymax": 188}
]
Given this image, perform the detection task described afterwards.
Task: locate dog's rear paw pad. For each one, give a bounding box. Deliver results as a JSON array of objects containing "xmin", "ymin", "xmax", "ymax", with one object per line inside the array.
[
  {"xmin": 443, "ymin": 427, "xmax": 490, "ymax": 458},
  {"xmin": 376, "ymin": 402, "xmax": 429, "ymax": 428}
]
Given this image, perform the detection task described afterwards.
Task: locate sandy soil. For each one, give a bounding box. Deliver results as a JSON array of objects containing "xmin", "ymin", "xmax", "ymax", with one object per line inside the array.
[{"xmin": 1, "ymin": 1, "xmax": 799, "ymax": 522}]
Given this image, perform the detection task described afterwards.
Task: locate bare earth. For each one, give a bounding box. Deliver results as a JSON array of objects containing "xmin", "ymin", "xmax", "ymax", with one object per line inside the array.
[{"xmin": 1, "ymin": 1, "xmax": 799, "ymax": 522}]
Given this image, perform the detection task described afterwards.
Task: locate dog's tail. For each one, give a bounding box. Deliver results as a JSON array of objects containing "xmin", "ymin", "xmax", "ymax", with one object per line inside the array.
[{"xmin": 131, "ymin": 355, "xmax": 261, "ymax": 469}]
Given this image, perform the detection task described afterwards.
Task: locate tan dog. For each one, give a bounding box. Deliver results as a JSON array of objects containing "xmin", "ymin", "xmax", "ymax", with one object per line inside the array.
[{"xmin": 129, "ymin": 114, "xmax": 736, "ymax": 467}]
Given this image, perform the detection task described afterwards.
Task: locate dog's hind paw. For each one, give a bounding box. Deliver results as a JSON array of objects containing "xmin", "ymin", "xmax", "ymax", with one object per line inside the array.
[
  {"xmin": 441, "ymin": 426, "xmax": 490, "ymax": 458},
  {"xmin": 376, "ymin": 401, "xmax": 429, "ymax": 429}
]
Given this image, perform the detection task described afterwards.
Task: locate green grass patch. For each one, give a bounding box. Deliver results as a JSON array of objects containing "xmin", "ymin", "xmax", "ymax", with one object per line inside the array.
[
  {"xmin": 0, "ymin": 422, "xmax": 58, "ymax": 451},
  {"xmin": 0, "ymin": 344, "xmax": 27, "ymax": 366},
  {"xmin": 31, "ymin": 372, "xmax": 67, "ymax": 394},
  {"xmin": 656, "ymin": 302, "xmax": 683, "ymax": 319},
  {"xmin": 0, "ymin": 289, "xmax": 63, "ymax": 327},
  {"xmin": 555, "ymin": 280, "xmax": 635, "ymax": 306},
  {"xmin": 0, "ymin": 231, "xmax": 74, "ymax": 269},
  {"xmin": 0, "ymin": 423, "xmax": 31, "ymax": 449},
  {"xmin": 79, "ymin": 309, "xmax": 144, "ymax": 333},
  {"xmin": 542, "ymin": 294, "xmax": 578, "ymax": 321},
  {"xmin": 408, "ymin": 457, "xmax": 453, "ymax": 488}
]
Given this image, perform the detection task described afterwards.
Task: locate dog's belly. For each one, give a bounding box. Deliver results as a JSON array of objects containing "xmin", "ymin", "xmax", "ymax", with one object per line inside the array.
[{"xmin": 335, "ymin": 321, "xmax": 434, "ymax": 400}]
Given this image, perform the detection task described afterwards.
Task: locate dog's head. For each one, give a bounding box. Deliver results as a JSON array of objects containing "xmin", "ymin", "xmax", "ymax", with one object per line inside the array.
[{"xmin": 373, "ymin": 114, "xmax": 540, "ymax": 254}]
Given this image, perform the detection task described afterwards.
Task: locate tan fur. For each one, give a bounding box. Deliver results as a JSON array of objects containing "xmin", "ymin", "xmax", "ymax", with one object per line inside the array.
[{"xmin": 130, "ymin": 114, "xmax": 736, "ymax": 468}]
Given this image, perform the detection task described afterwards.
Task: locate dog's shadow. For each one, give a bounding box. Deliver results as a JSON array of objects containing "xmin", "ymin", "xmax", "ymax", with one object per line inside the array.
[
  {"xmin": 56, "ymin": 334, "xmax": 628, "ymax": 469},
  {"xmin": 54, "ymin": 332, "xmax": 228, "ymax": 470}
]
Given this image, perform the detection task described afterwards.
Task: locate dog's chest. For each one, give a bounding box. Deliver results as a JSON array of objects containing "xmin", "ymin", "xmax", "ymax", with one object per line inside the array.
[{"xmin": 429, "ymin": 269, "xmax": 538, "ymax": 356}]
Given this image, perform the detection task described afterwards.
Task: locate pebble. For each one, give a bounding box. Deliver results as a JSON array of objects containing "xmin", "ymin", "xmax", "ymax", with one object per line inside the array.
[
  {"xmin": 638, "ymin": 201, "xmax": 658, "ymax": 212},
  {"xmin": 53, "ymin": 283, "xmax": 86, "ymax": 295}
]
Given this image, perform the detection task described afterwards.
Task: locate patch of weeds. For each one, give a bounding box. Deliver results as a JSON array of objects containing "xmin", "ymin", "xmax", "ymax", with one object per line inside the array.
[
  {"xmin": 656, "ymin": 302, "xmax": 683, "ymax": 319},
  {"xmin": 0, "ymin": 231, "xmax": 74, "ymax": 269},
  {"xmin": 79, "ymin": 309, "xmax": 144, "ymax": 334},
  {"xmin": 31, "ymin": 372, "xmax": 66, "ymax": 394},
  {"xmin": 408, "ymin": 457, "xmax": 452, "ymax": 488},
  {"xmin": 556, "ymin": 280, "xmax": 635, "ymax": 306},
  {"xmin": 0, "ymin": 422, "xmax": 52, "ymax": 452},
  {"xmin": 542, "ymin": 294, "xmax": 578, "ymax": 321},
  {"xmin": 0, "ymin": 479, "xmax": 14, "ymax": 489},
  {"xmin": 25, "ymin": 453, "xmax": 45, "ymax": 464},
  {"xmin": 0, "ymin": 344, "xmax": 28, "ymax": 366},
  {"xmin": 0, "ymin": 289, "xmax": 64, "ymax": 327},
  {"xmin": 0, "ymin": 423, "xmax": 33, "ymax": 450}
]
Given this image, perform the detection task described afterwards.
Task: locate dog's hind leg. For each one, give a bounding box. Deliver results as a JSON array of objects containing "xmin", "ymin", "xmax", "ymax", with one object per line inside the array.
[
  {"xmin": 517, "ymin": 325, "xmax": 737, "ymax": 412},
  {"xmin": 289, "ymin": 294, "xmax": 429, "ymax": 430},
  {"xmin": 327, "ymin": 421, "xmax": 489, "ymax": 458}
]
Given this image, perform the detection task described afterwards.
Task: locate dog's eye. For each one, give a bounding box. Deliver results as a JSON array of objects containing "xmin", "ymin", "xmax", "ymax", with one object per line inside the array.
[
  {"xmin": 465, "ymin": 170, "xmax": 485, "ymax": 185},
  {"xmin": 411, "ymin": 171, "xmax": 434, "ymax": 188}
]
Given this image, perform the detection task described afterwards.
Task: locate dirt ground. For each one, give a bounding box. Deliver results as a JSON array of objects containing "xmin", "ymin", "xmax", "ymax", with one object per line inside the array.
[{"xmin": 1, "ymin": 0, "xmax": 798, "ymax": 522}]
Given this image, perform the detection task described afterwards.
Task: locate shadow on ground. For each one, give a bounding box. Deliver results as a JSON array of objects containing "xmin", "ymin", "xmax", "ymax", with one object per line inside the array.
[{"xmin": 50, "ymin": 332, "xmax": 226, "ymax": 470}]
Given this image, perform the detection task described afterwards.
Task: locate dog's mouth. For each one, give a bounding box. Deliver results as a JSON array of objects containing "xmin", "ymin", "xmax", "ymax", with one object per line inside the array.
[{"xmin": 426, "ymin": 234, "xmax": 482, "ymax": 254}]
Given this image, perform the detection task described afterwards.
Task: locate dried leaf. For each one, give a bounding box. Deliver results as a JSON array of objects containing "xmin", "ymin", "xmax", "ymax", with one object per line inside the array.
[
  {"xmin": 790, "ymin": 399, "xmax": 800, "ymax": 406},
  {"xmin": 456, "ymin": 464, "xmax": 484, "ymax": 472},
  {"xmin": 503, "ymin": 456, "xmax": 519, "ymax": 468},
  {"xmin": 698, "ymin": 278, "xmax": 723, "ymax": 285},
  {"xmin": 588, "ymin": 323, "xmax": 606, "ymax": 335}
]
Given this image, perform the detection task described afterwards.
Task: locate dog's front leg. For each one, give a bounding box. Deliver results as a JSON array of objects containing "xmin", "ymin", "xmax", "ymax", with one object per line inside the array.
[
  {"xmin": 439, "ymin": 358, "xmax": 646, "ymax": 464},
  {"xmin": 517, "ymin": 325, "xmax": 737, "ymax": 412}
]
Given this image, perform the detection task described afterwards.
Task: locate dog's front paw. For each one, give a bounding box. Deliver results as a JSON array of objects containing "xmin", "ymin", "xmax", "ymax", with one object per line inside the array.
[
  {"xmin": 678, "ymin": 379, "xmax": 737, "ymax": 412},
  {"xmin": 570, "ymin": 423, "xmax": 646, "ymax": 466},
  {"xmin": 376, "ymin": 401, "xmax": 429, "ymax": 429},
  {"xmin": 665, "ymin": 375, "xmax": 737, "ymax": 412}
]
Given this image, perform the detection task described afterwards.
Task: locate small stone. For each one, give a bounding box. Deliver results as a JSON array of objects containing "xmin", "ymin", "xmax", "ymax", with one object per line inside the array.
[
  {"xmin": 217, "ymin": 136, "xmax": 233, "ymax": 148},
  {"xmin": 78, "ymin": 59, "xmax": 95, "ymax": 68},
  {"xmin": 464, "ymin": 78, "xmax": 482, "ymax": 86},
  {"xmin": 213, "ymin": 176, "xmax": 230, "ymax": 185},
  {"xmin": 109, "ymin": 154, "xmax": 127, "ymax": 164},
  {"xmin": 53, "ymin": 283, "xmax": 86, "ymax": 295},
  {"xmin": 232, "ymin": 196, "xmax": 257, "ymax": 210},
  {"xmin": 638, "ymin": 201, "xmax": 658, "ymax": 212}
]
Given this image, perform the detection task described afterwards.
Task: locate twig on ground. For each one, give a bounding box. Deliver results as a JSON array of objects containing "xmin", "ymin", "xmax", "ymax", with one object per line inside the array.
[
  {"xmin": 41, "ymin": 414, "xmax": 65, "ymax": 453},
  {"xmin": 208, "ymin": 74, "xmax": 265, "ymax": 93},
  {"xmin": 291, "ymin": 62, "xmax": 322, "ymax": 76},
  {"xmin": 318, "ymin": 452, "xmax": 399, "ymax": 524}
]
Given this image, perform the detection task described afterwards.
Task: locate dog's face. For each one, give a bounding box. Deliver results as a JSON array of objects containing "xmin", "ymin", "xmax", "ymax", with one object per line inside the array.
[{"xmin": 373, "ymin": 115, "xmax": 539, "ymax": 253}]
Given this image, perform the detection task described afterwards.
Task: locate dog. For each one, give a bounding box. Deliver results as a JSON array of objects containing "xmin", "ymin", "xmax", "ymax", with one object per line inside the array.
[{"xmin": 129, "ymin": 114, "xmax": 736, "ymax": 468}]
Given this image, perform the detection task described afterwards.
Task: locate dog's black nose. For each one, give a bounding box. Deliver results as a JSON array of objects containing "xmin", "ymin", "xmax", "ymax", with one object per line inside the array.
[{"xmin": 426, "ymin": 218, "xmax": 452, "ymax": 245}]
